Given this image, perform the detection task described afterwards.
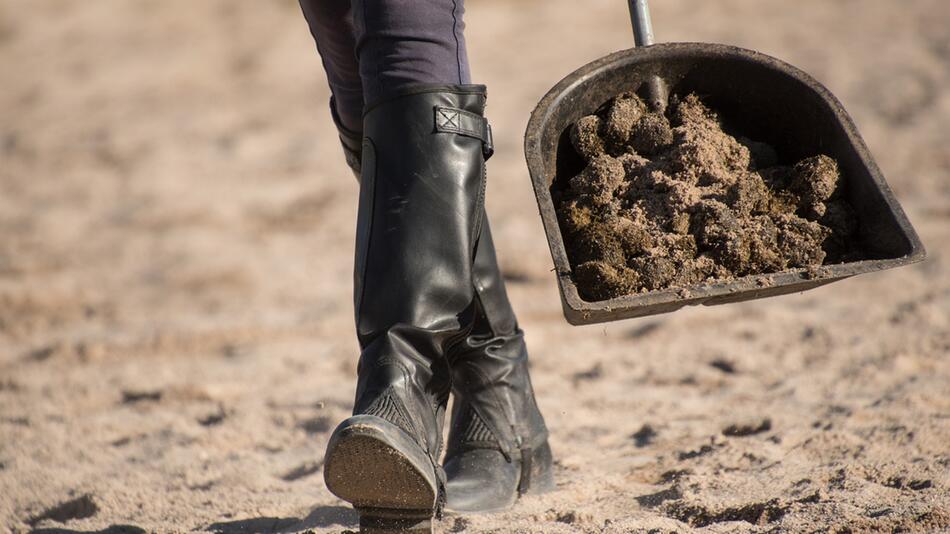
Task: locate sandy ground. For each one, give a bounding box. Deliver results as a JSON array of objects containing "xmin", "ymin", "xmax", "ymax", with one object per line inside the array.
[{"xmin": 1, "ymin": 1, "xmax": 948, "ymax": 532}]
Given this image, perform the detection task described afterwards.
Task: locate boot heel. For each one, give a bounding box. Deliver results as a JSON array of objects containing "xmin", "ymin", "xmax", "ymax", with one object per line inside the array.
[
  {"xmin": 524, "ymin": 441, "xmax": 556, "ymax": 495},
  {"xmin": 324, "ymin": 416, "xmax": 439, "ymax": 513},
  {"xmin": 358, "ymin": 509, "xmax": 433, "ymax": 533}
]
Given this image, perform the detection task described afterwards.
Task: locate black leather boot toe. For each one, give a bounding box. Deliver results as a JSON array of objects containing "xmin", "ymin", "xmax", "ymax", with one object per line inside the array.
[{"xmin": 444, "ymin": 442, "xmax": 554, "ymax": 512}]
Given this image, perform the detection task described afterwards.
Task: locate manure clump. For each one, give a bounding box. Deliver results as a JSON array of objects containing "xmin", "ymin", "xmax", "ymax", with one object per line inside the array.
[{"xmin": 558, "ymin": 92, "xmax": 863, "ymax": 301}]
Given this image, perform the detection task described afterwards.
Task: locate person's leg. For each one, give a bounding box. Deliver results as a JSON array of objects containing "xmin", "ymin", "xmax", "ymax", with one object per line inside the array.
[
  {"xmin": 298, "ymin": 0, "xmax": 552, "ymax": 523},
  {"xmin": 350, "ymin": 0, "xmax": 555, "ymax": 513},
  {"xmin": 298, "ymin": 0, "xmax": 472, "ymax": 177},
  {"xmin": 320, "ymin": 2, "xmax": 486, "ymax": 529},
  {"xmin": 351, "ymin": 0, "xmax": 471, "ymax": 106},
  {"xmin": 298, "ymin": 0, "xmax": 363, "ymax": 134},
  {"xmin": 298, "ymin": 0, "xmax": 364, "ymax": 178}
]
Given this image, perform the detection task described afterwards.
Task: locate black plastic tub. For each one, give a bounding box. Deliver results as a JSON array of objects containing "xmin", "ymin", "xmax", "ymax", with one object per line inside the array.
[{"xmin": 524, "ymin": 43, "xmax": 926, "ymax": 325}]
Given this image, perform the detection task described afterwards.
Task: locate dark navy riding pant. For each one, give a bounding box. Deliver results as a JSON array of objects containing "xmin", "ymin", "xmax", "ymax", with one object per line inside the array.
[{"xmin": 299, "ymin": 0, "xmax": 472, "ymax": 134}]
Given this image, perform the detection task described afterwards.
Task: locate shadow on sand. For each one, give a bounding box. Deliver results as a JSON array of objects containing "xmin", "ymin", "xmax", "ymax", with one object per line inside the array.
[
  {"xmin": 206, "ymin": 505, "xmax": 358, "ymax": 533},
  {"xmin": 30, "ymin": 505, "xmax": 358, "ymax": 534},
  {"xmin": 31, "ymin": 526, "xmax": 146, "ymax": 534}
]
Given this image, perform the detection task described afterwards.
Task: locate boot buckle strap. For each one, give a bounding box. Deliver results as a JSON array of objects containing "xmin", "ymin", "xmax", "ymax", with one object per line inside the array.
[{"xmin": 434, "ymin": 106, "xmax": 494, "ymax": 160}]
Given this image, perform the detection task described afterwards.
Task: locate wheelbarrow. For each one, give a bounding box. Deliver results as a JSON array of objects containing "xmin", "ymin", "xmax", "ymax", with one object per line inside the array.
[{"xmin": 524, "ymin": 0, "xmax": 926, "ymax": 325}]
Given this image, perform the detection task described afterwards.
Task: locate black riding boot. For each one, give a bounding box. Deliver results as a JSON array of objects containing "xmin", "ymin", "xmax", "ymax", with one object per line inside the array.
[
  {"xmin": 442, "ymin": 221, "xmax": 554, "ymax": 513},
  {"xmin": 329, "ymin": 90, "xmax": 553, "ymax": 516},
  {"xmin": 322, "ymin": 84, "xmax": 493, "ymax": 531}
]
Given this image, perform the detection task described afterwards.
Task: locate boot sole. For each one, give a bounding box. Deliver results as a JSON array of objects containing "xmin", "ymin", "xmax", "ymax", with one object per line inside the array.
[{"xmin": 324, "ymin": 415, "xmax": 438, "ymax": 525}]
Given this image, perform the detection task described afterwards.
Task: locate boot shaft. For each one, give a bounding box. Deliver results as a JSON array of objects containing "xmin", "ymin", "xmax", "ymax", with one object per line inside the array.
[
  {"xmin": 351, "ymin": 84, "xmax": 494, "ymax": 462},
  {"xmin": 355, "ymin": 85, "xmax": 493, "ymax": 347}
]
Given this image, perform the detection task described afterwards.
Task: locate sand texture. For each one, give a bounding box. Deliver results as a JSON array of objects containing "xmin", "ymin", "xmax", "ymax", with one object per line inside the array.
[{"xmin": 1, "ymin": 0, "xmax": 948, "ymax": 533}]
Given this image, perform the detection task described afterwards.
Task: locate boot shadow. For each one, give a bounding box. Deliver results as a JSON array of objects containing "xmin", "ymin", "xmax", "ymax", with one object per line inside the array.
[
  {"xmin": 206, "ymin": 504, "xmax": 358, "ymax": 533},
  {"xmin": 28, "ymin": 506, "xmax": 357, "ymax": 534},
  {"xmin": 31, "ymin": 526, "xmax": 146, "ymax": 534}
]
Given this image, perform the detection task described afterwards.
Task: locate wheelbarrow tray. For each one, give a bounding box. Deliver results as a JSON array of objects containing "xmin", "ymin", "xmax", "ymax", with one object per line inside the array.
[{"xmin": 524, "ymin": 43, "xmax": 926, "ymax": 325}]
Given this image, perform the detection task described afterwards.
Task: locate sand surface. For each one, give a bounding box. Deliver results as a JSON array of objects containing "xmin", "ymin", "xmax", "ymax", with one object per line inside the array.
[{"xmin": 1, "ymin": 1, "xmax": 948, "ymax": 532}]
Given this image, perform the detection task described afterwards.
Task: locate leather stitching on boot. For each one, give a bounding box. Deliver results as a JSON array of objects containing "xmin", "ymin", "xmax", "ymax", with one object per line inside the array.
[
  {"xmin": 362, "ymin": 387, "xmax": 417, "ymax": 443},
  {"xmin": 436, "ymin": 108, "xmax": 461, "ymax": 130},
  {"xmin": 463, "ymin": 361, "xmax": 515, "ymax": 446},
  {"xmin": 454, "ymin": 404, "xmax": 502, "ymax": 451}
]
